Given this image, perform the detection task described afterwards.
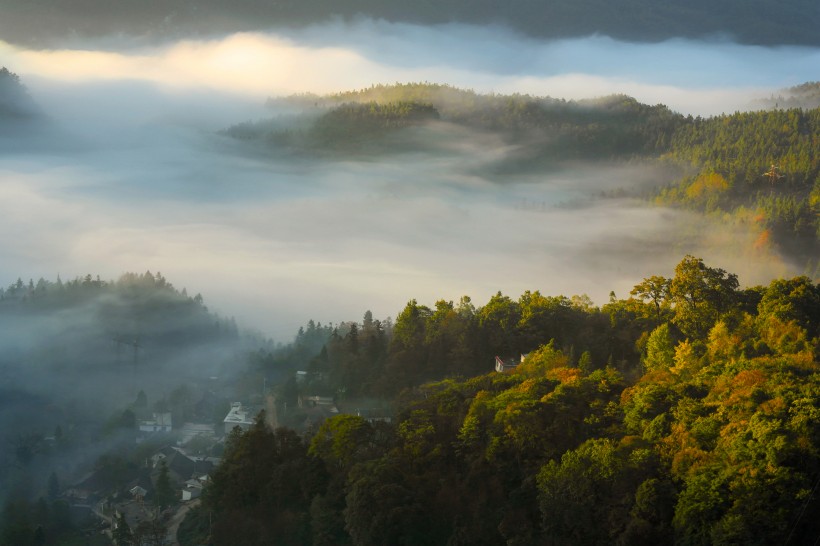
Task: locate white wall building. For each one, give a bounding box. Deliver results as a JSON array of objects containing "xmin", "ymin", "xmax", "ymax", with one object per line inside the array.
[
  {"xmin": 138, "ymin": 412, "xmax": 172, "ymax": 433},
  {"xmin": 223, "ymin": 402, "xmax": 255, "ymax": 434}
]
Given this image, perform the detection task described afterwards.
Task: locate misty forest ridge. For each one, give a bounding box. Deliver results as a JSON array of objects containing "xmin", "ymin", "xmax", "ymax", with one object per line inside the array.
[{"xmin": 224, "ymin": 82, "xmax": 820, "ymax": 272}]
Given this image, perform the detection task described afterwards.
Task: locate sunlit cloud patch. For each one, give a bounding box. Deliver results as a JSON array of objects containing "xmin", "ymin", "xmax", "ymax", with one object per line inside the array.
[{"xmin": 2, "ymin": 20, "xmax": 818, "ymax": 115}]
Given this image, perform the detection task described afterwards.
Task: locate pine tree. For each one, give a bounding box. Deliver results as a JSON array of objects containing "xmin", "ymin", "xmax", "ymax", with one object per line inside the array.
[
  {"xmin": 113, "ymin": 513, "xmax": 133, "ymax": 546},
  {"xmin": 155, "ymin": 461, "xmax": 175, "ymax": 510}
]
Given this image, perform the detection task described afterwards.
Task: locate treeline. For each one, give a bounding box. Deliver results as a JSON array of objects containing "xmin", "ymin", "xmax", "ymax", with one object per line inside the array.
[
  {"xmin": 0, "ymin": 271, "xmax": 239, "ymax": 350},
  {"xmin": 258, "ymin": 289, "xmax": 644, "ymax": 406},
  {"xmin": 225, "ymin": 100, "xmax": 441, "ymax": 153},
  {"xmin": 0, "ymin": 67, "xmax": 40, "ymax": 123},
  {"xmin": 756, "ymin": 82, "xmax": 820, "ymax": 111},
  {"xmin": 254, "ymin": 84, "xmax": 685, "ymax": 160},
  {"xmin": 180, "ymin": 256, "xmax": 820, "ymax": 545},
  {"xmin": 2, "ymin": 0, "xmax": 818, "ymax": 47}
]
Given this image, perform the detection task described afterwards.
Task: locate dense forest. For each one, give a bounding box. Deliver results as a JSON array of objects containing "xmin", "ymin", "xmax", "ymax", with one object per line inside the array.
[
  {"xmin": 236, "ymin": 84, "xmax": 687, "ymax": 160},
  {"xmin": 2, "ymin": 0, "xmax": 818, "ymax": 47},
  {"xmin": 659, "ymin": 107, "xmax": 820, "ymax": 266},
  {"xmin": 175, "ymin": 256, "xmax": 820, "ymax": 545},
  {"xmin": 229, "ymin": 82, "xmax": 820, "ymax": 272},
  {"xmin": 1, "ymin": 260, "xmax": 817, "ymax": 545}
]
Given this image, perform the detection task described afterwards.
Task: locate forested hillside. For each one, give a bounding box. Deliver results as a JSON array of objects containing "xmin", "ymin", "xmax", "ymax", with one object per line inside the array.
[
  {"xmin": 230, "ymin": 83, "xmax": 820, "ymax": 270},
  {"xmin": 178, "ymin": 256, "xmax": 820, "ymax": 545},
  {"xmin": 240, "ymin": 84, "xmax": 685, "ymax": 160},
  {"xmin": 0, "ymin": 272, "xmax": 245, "ymax": 522},
  {"xmin": 0, "ymin": 271, "xmax": 239, "ymax": 372},
  {"xmin": 659, "ymin": 108, "xmax": 820, "ymax": 268},
  {"xmin": 757, "ymin": 82, "xmax": 820, "ymax": 111}
]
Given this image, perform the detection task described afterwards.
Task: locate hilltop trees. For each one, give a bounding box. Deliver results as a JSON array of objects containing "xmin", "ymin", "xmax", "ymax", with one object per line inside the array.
[{"xmin": 182, "ymin": 257, "xmax": 819, "ymax": 546}]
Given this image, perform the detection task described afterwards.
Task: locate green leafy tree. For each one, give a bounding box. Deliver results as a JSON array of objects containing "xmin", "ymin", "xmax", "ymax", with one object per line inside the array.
[
  {"xmin": 344, "ymin": 460, "xmax": 435, "ymax": 546},
  {"xmin": 670, "ymin": 256, "xmax": 739, "ymax": 339},
  {"xmin": 537, "ymin": 439, "xmax": 623, "ymax": 545},
  {"xmin": 644, "ymin": 323, "xmax": 676, "ymax": 372},
  {"xmin": 309, "ymin": 415, "xmax": 373, "ymax": 470},
  {"xmin": 631, "ymin": 275, "xmax": 671, "ymax": 325}
]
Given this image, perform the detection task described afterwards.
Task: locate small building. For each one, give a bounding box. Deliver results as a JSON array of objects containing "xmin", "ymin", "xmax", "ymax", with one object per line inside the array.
[
  {"xmin": 181, "ymin": 476, "xmax": 208, "ymax": 501},
  {"xmin": 129, "ymin": 486, "xmax": 147, "ymax": 502},
  {"xmin": 139, "ymin": 412, "xmax": 172, "ymax": 433},
  {"xmin": 223, "ymin": 402, "xmax": 256, "ymax": 434},
  {"xmin": 355, "ymin": 409, "xmax": 392, "ymax": 424},
  {"xmin": 177, "ymin": 422, "xmax": 216, "ymax": 446},
  {"xmin": 181, "ymin": 487, "xmax": 201, "ymax": 501},
  {"xmin": 298, "ymin": 395, "xmax": 336, "ymax": 409},
  {"xmin": 495, "ymin": 356, "xmax": 520, "ymax": 373}
]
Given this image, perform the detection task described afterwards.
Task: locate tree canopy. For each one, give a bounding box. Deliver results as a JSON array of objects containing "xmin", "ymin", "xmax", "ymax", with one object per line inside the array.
[{"xmin": 180, "ymin": 257, "xmax": 820, "ymax": 546}]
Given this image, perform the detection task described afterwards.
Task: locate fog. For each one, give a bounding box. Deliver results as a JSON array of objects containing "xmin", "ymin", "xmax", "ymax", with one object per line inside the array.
[
  {"xmin": 1, "ymin": 19, "xmax": 814, "ymax": 344},
  {"xmin": 4, "ymin": 20, "xmax": 820, "ymax": 115}
]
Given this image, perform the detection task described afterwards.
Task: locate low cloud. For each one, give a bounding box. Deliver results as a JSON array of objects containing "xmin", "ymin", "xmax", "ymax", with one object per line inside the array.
[
  {"xmin": 2, "ymin": 20, "xmax": 818, "ymax": 115},
  {"xmin": 0, "ymin": 19, "xmax": 811, "ymax": 340}
]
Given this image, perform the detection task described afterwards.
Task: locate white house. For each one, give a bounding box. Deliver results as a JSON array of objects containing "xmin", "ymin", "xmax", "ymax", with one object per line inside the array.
[
  {"xmin": 223, "ymin": 402, "xmax": 256, "ymax": 434},
  {"xmin": 139, "ymin": 412, "xmax": 172, "ymax": 433},
  {"xmin": 495, "ymin": 356, "xmax": 520, "ymax": 373}
]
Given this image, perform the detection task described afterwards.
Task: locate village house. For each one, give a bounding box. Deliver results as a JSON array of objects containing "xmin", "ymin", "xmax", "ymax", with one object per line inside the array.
[
  {"xmin": 138, "ymin": 412, "xmax": 172, "ymax": 434},
  {"xmin": 355, "ymin": 408, "xmax": 392, "ymax": 424},
  {"xmin": 495, "ymin": 354, "xmax": 528, "ymax": 373},
  {"xmin": 177, "ymin": 422, "xmax": 216, "ymax": 446},
  {"xmin": 181, "ymin": 475, "xmax": 209, "ymax": 501},
  {"xmin": 296, "ymin": 395, "xmax": 339, "ymax": 429},
  {"xmin": 223, "ymin": 402, "xmax": 256, "ymax": 434}
]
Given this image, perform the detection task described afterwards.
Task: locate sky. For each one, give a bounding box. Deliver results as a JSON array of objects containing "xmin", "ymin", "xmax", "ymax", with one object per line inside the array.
[{"xmin": 0, "ymin": 19, "xmax": 815, "ymax": 342}]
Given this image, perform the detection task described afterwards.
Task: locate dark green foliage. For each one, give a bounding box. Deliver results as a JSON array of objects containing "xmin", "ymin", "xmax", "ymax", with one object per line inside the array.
[
  {"xmin": 344, "ymin": 460, "xmax": 436, "ymax": 546},
  {"xmin": 203, "ymin": 417, "xmax": 327, "ymax": 545},
  {"xmin": 246, "ymin": 85, "xmax": 686, "ymax": 163},
  {"xmin": 113, "ymin": 513, "xmax": 133, "ymax": 546},
  {"xmin": 310, "ymin": 101, "xmax": 439, "ymax": 149},
  {"xmin": 155, "ymin": 461, "xmax": 175, "ymax": 510}
]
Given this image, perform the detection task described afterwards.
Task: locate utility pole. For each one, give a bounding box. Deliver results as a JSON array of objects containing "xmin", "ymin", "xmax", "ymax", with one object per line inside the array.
[{"xmin": 763, "ymin": 163, "xmax": 784, "ymax": 188}]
